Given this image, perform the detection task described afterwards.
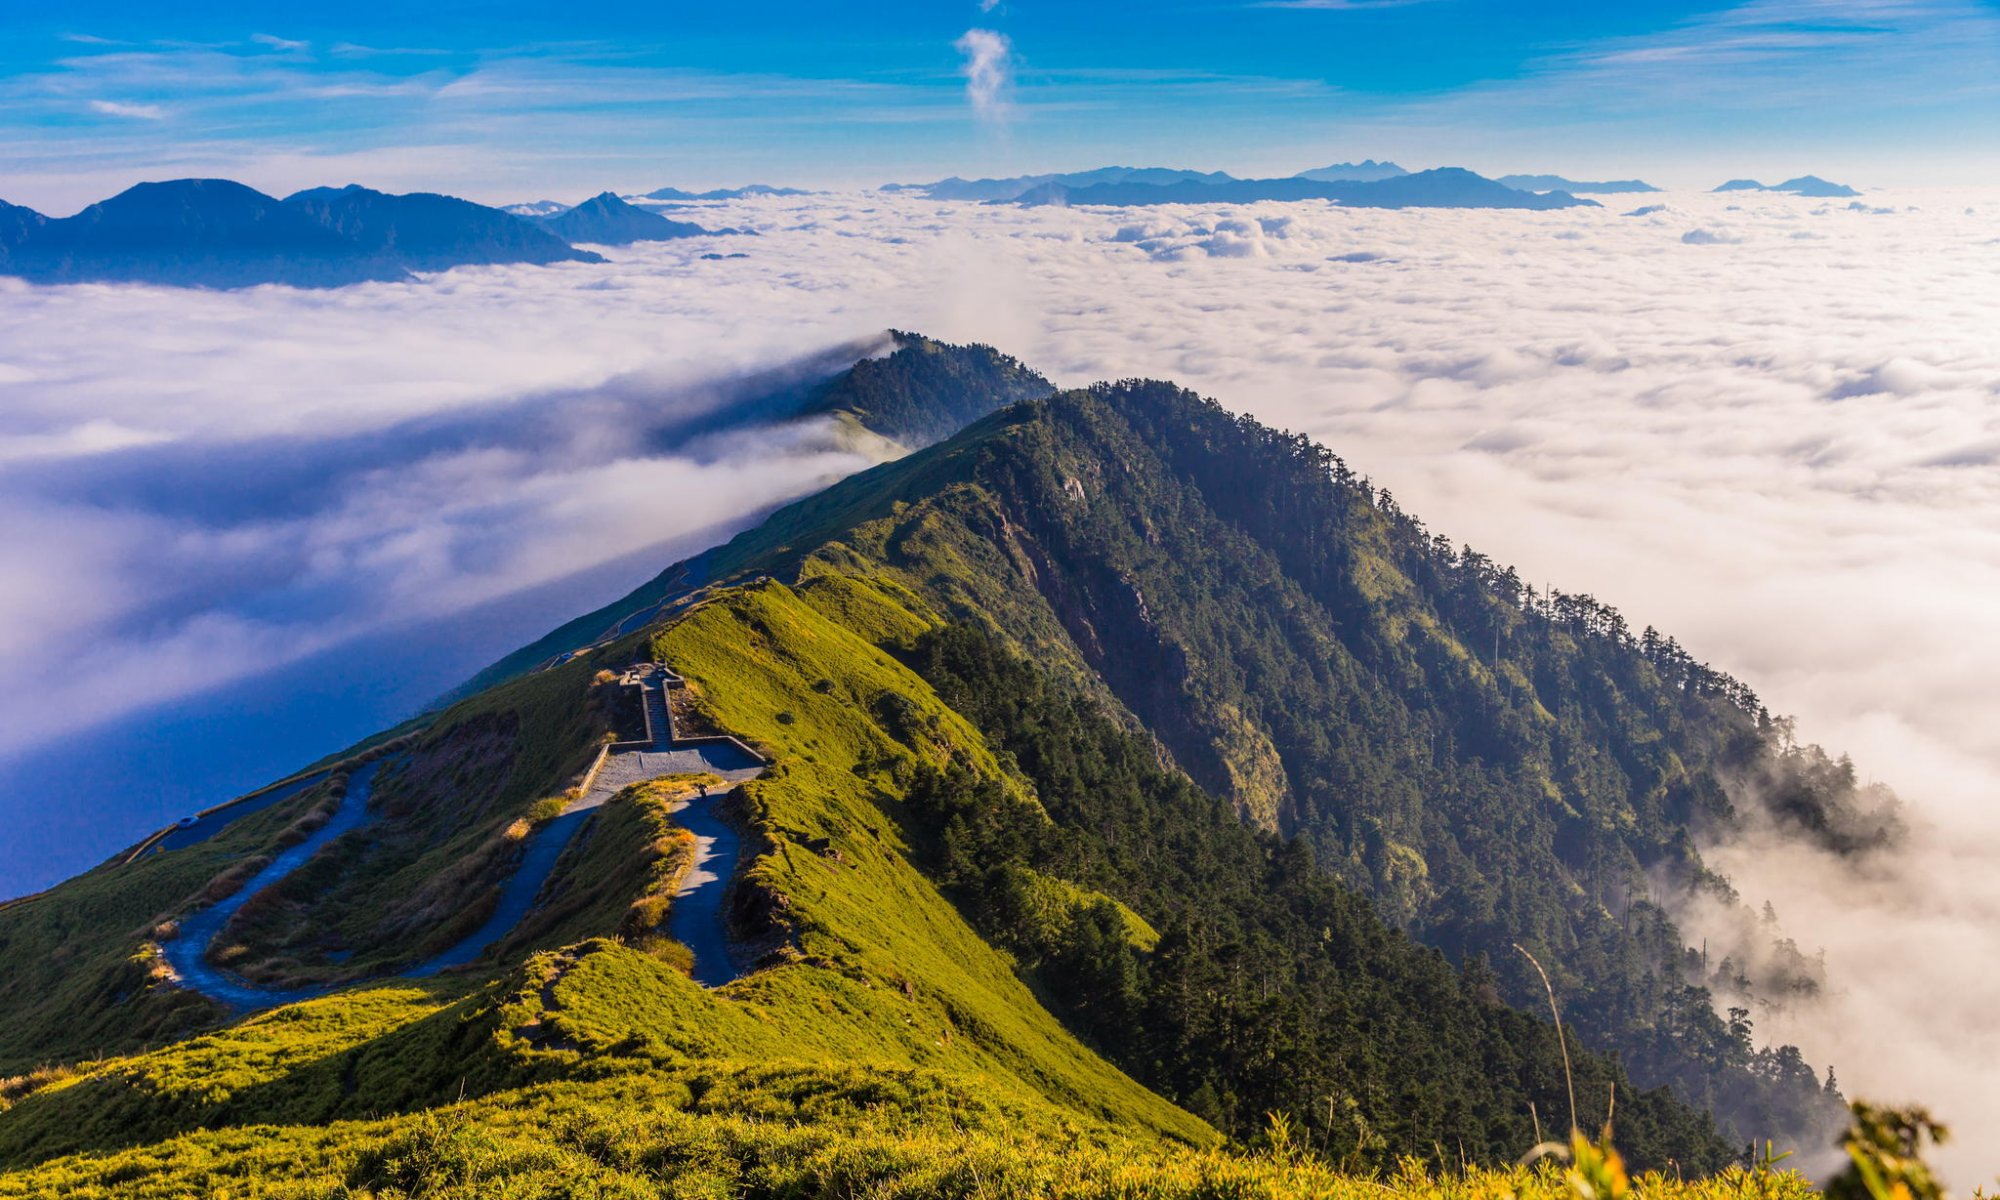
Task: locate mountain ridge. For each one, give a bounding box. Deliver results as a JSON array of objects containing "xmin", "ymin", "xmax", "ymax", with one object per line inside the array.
[
  {"xmin": 1498, "ymin": 173, "xmax": 1660, "ymax": 194},
  {"xmin": 0, "ymin": 335, "xmax": 1890, "ymax": 1191},
  {"xmin": 1003, "ymin": 167, "xmax": 1598, "ymax": 210},
  {"xmin": 0, "ymin": 179, "xmax": 605, "ymax": 288}
]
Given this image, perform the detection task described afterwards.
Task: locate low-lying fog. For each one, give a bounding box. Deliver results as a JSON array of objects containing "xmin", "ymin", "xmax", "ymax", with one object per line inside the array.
[{"xmin": 2, "ymin": 186, "xmax": 1994, "ymax": 1176}]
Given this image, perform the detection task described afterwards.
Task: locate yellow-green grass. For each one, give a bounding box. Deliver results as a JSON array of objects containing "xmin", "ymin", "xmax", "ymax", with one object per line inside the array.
[
  {"xmin": 0, "ymin": 572, "xmax": 1207, "ymax": 1173},
  {"xmin": 0, "ymin": 1064, "xmax": 1817, "ymax": 1200}
]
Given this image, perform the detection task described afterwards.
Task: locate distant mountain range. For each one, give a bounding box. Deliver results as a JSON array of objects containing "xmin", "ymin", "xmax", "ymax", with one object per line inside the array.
[
  {"xmin": 1713, "ymin": 175, "xmax": 1860, "ymax": 197},
  {"xmin": 891, "ymin": 164, "xmax": 1599, "ymax": 209},
  {"xmin": 1292, "ymin": 159, "xmax": 1408, "ymax": 183},
  {"xmin": 1003, "ymin": 167, "xmax": 1598, "ymax": 211},
  {"xmin": 639, "ymin": 184, "xmax": 811, "ymax": 201},
  {"xmin": 0, "ymin": 180, "xmax": 756, "ymax": 289},
  {"xmin": 534, "ymin": 191, "xmax": 724, "ymax": 245},
  {"xmin": 884, "ymin": 167, "xmax": 1239, "ymax": 203},
  {"xmin": 1498, "ymin": 174, "xmax": 1659, "ymax": 194},
  {"xmin": 285, "ymin": 184, "xmax": 596, "ymax": 274}
]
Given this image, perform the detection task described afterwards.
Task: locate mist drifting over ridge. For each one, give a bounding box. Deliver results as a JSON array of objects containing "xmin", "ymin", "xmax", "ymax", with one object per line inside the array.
[{"xmin": 1, "ymin": 184, "xmax": 1998, "ymax": 1174}]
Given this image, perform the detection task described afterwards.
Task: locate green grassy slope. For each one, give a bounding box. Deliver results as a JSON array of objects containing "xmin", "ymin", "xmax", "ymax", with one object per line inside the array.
[
  {"xmin": 1, "ymin": 351, "xmax": 1886, "ymax": 1189},
  {"xmin": 0, "ymin": 575, "xmax": 1207, "ymax": 1181},
  {"xmin": 643, "ymin": 383, "xmax": 1864, "ymax": 1149},
  {"xmin": 0, "ymin": 1065, "xmax": 1817, "ymax": 1200},
  {"xmin": 0, "ymin": 660, "xmax": 608, "ymax": 1074}
]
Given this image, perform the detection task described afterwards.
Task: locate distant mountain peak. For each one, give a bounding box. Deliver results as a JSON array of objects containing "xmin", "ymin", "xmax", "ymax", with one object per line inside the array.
[
  {"xmin": 1712, "ymin": 175, "xmax": 1859, "ymax": 197},
  {"xmin": 540, "ymin": 191, "xmax": 724, "ymax": 244},
  {"xmin": 1292, "ymin": 159, "xmax": 1408, "ymax": 183},
  {"xmin": 0, "ymin": 177, "xmax": 606, "ymax": 289}
]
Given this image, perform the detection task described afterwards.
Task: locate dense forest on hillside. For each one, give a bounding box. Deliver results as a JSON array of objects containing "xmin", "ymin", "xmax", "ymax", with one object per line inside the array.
[
  {"xmin": 677, "ymin": 375, "xmax": 1891, "ymax": 1150},
  {"xmin": 2, "ymin": 336, "xmax": 1910, "ymax": 1190},
  {"xmin": 895, "ymin": 621, "xmax": 1733, "ymax": 1168},
  {"xmin": 988, "ymin": 383, "xmax": 1883, "ymax": 1144}
]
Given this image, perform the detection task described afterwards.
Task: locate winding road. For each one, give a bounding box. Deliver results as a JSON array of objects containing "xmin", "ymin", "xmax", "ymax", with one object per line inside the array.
[
  {"xmin": 160, "ymin": 671, "xmax": 764, "ymax": 1012},
  {"xmin": 160, "ymin": 762, "xmax": 386, "ymax": 1010}
]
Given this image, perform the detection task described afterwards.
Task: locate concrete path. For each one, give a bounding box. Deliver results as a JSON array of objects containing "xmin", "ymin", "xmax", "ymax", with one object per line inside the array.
[
  {"xmin": 159, "ymin": 762, "xmax": 384, "ymax": 1010},
  {"xmin": 667, "ymin": 787, "xmax": 745, "ymax": 987}
]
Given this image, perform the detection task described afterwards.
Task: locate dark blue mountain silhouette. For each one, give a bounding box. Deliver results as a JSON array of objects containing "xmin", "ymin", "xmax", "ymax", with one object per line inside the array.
[
  {"xmin": 3, "ymin": 180, "xmax": 393, "ymax": 288},
  {"xmin": 1499, "ymin": 174, "xmax": 1659, "ymax": 194},
  {"xmin": 1293, "ymin": 160, "xmax": 1407, "ymax": 183},
  {"xmin": 0, "ymin": 179, "xmax": 605, "ymax": 288},
  {"xmin": 284, "ymin": 184, "xmax": 601, "ymax": 271},
  {"xmin": 1004, "ymin": 167, "xmax": 1597, "ymax": 211},
  {"xmin": 0, "ymin": 199, "xmax": 47, "ymax": 252},
  {"xmin": 1714, "ymin": 179, "xmax": 1768, "ymax": 191},
  {"xmin": 537, "ymin": 192, "xmax": 720, "ymax": 245}
]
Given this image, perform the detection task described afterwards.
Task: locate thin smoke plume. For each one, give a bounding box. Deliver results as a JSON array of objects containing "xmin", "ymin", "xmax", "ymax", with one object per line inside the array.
[{"xmin": 954, "ymin": 28, "xmax": 1014, "ymax": 124}]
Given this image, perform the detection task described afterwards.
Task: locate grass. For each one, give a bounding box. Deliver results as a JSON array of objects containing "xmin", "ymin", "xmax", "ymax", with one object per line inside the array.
[
  {"xmin": 0, "ymin": 1064, "xmax": 1820, "ymax": 1199},
  {"xmin": 0, "ymin": 573, "xmax": 1207, "ymax": 1177},
  {"xmin": 0, "ymin": 568, "xmax": 1878, "ymax": 1200},
  {"xmin": 493, "ymin": 774, "xmax": 721, "ymax": 962},
  {"xmin": 201, "ymin": 657, "xmax": 615, "ymax": 986}
]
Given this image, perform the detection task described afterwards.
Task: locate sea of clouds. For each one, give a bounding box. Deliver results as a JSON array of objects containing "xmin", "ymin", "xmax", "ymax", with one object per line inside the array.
[{"xmin": 2, "ymin": 186, "xmax": 1996, "ymax": 1173}]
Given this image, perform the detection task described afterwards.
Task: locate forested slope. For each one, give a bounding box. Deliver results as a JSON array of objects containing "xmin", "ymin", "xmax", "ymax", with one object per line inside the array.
[
  {"xmin": 673, "ymin": 378, "xmax": 1887, "ymax": 1150},
  {"xmin": 1, "ymin": 343, "xmax": 1890, "ymax": 1190}
]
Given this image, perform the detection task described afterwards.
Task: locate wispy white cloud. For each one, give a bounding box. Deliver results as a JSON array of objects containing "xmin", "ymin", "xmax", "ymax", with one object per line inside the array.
[
  {"xmin": 954, "ymin": 28, "xmax": 1014, "ymax": 124},
  {"xmin": 249, "ymin": 33, "xmax": 311, "ymax": 54},
  {"xmin": 87, "ymin": 98, "xmax": 164, "ymax": 120}
]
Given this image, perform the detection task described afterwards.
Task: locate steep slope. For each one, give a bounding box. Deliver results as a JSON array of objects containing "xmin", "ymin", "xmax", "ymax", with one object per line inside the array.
[
  {"xmin": 791, "ymin": 329, "xmax": 1054, "ymax": 447},
  {"xmin": 0, "ymin": 576, "xmax": 1208, "ymax": 1173},
  {"xmin": 2, "ymin": 345, "xmax": 1876, "ymax": 1186},
  {"xmin": 613, "ymin": 379, "xmax": 1873, "ymax": 1150},
  {"xmin": 540, "ymin": 190, "xmax": 719, "ymax": 244},
  {"xmin": 0, "ymin": 564, "xmax": 1733, "ymax": 1183}
]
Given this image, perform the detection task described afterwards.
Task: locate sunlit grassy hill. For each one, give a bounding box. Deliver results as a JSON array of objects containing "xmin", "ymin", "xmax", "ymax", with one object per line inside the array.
[{"xmin": 0, "ymin": 334, "xmax": 1905, "ymax": 1193}]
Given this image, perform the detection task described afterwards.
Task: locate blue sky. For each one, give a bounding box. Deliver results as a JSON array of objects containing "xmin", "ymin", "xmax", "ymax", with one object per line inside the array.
[{"xmin": 2, "ymin": 0, "xmax": 1996, "ymax": 209}]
